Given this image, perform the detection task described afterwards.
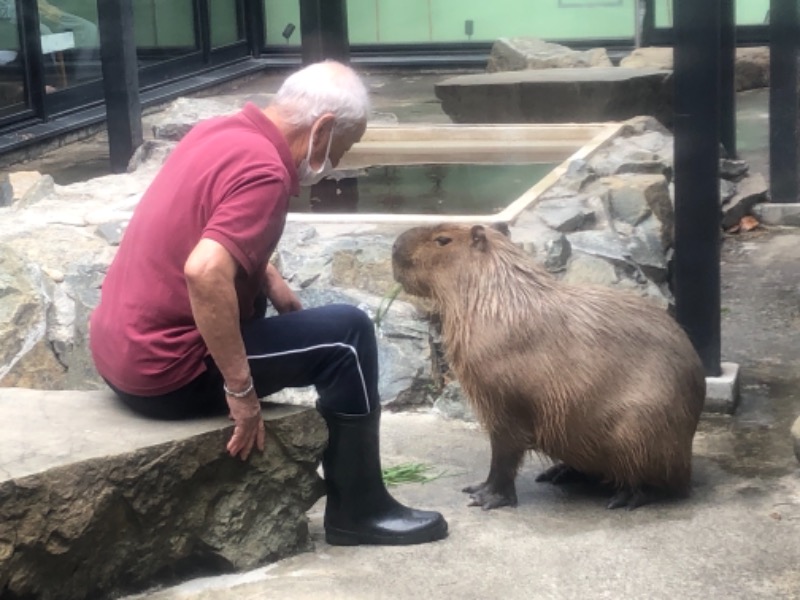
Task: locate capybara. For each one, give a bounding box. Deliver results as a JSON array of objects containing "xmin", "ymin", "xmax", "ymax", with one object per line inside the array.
[{"xmin": 391, "ymin": 223, "xmax": 705, "ymax": 510}]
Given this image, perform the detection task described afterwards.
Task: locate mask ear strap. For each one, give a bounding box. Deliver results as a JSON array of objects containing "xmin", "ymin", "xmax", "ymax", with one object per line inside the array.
[
  {"xmin": 305, "ymin": 121, "xmax": 318, "ymax": 164},
  {"xmin": 323, "ymin": 122, "xmax": 335, "ymax": 160}
]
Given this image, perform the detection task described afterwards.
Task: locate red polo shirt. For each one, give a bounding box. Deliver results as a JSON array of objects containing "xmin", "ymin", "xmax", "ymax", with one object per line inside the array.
[{"xmin": 90, "ymin": 103, "xmax": 299, "ymax": 396}]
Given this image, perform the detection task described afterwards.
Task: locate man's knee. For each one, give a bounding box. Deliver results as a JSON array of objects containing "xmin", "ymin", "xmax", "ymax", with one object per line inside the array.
[{"xmin": 326, "ymin": 303, "xmax": 375, "ymax": 336}]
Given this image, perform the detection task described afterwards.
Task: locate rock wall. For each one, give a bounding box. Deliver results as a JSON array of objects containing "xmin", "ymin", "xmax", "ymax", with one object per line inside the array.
[
  {"xmin": 0, "ymin": 108, "xmax": 766, "ymax": 414},
  {"xmin": 488, "ymin": 39, "xmax": 772, "ymax": 93}
]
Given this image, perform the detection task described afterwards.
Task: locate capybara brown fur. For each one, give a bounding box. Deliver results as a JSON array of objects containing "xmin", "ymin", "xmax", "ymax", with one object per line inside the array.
[{"xmin": 391, "ymin": 223, "xmax": 705, "ymax": 510}]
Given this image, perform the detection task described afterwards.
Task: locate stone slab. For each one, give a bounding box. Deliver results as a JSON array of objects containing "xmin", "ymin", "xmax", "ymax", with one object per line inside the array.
[
  {"xmin": 435, "ymin": 68, "xmax": 673, "ymax": 127},
  {"xmin": 792, "ymin": 415, "xmax": 800, "ymax": 463},
  {"xmin": 0, "ymin": 388, "xmax": 327, "ymax": 600},
  {"xmin": 0, "ymin": 388, "xmax": 310, "ymax": 480},
  {"xmin": 752, "ymin": 203, "xmax": 800, "ymax": 227},
  {"xmin": 704, "ymin": 362, "xmax": 741, "ymax": 415}
]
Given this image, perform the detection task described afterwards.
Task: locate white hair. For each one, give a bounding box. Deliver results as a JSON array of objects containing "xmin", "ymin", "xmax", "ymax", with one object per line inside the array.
[{"xmin": 271, "ymin": 60, "xmax": 370, "ymax": 134}]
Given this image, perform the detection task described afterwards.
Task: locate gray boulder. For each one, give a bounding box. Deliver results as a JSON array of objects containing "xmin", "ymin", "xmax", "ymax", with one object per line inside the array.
[
  {"xmin": 487, "ymin": 37, "xmax": 612, "ymax": 72},
  {"xmin": 0, "ymin": 389, "xmax": 327, "ymax": 600},
  {"xmin": 620, "ymin": 46, "xmax": 771, "ymax": 92},
  {"xmin": 721, "ymin": 173, "xmax": 769, "ymax": 229}
]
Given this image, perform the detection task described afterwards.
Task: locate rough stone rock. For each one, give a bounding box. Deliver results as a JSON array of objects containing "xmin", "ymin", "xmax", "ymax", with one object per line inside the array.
[
  {"xmin": 792, "ymin": 415, "xmax": 800, "ymax": 463},
  {"xmin": 10, "ymin": 170, "xmax": 55, "ymax": 208},
  {"xmin": 433, "ymin": 381, "xmax": 476, "ymax": 422},
  {"xmin": 95, "ymin": 219, "xmax": 129, "ymax": 246},
  {"xmin": 562, "ymin": 253, "xmax": 619, "ymax": 287},
  {"xmin": 0, "ymin": 389, "xmax": 327, "ymax": 600},
  {"xmin": 330, "ymin": 242, "xmax": 398, "ymax": 298},
  {"xmin": 615, "ymin": 160, "xmax": 671, "ymax": 179},
  {"xmin": 150, "ymin": 98, "xmax": 399, "ymax": 145},
  {"xmin": 600, "ymin": 173, "xmax": 674, "ymax": 236},
  {"xmin": 152, "ymin": 96, "xmax": 244, "ymax": 141},
  {"xmin": 543, "ymin": 234, "xmax": 571, "ymax": 273},
  {"xmin": 435, "ymin": 68, "xmax": 674, "ymax": 127},
  {"xmin": 487, "ymin": 37, "xmax": 612, "ymax": 72},
  {"xmin": 720, "ymin": 159, "xmax": 750, "ymax": 182},
  {"xmin": 627, "ymin": 217, "xmax": 669, "ymax": 283},
  {"xmin": 720, "ymin": 179, "xmax": 738, "ymax": 206},
  {"xmin": 127, "ymin": 139, "xmax": 177, "ymax": 173},
  {"xmin": 735, "ymin": 47, "xmax": 770, "ymax": 91},
  {"xmin": 0, "ymin": 173, "xmax": 11, "ymax": 207},
  {"xmin": 721, "ymin": 173, "xmax": 769, "ymax": 229},
  {"xmin": 534, "ymin": 197, "xmax": 596, "ymax": 232},
  {"xmin": 619, "ymin": 47, "xmax": 673, "ymax": 70},
  {"xmin": 0, "ymin": 339, "xmax": 67, "ymax": 389},
  {"xmin": 566, "ymin": 230, "xmax": 628, "ymax": 267},
  {"xmin": 619, "ymin": 46, "xmax": 770, "ymax": 92},
  {"xmin": 0, "ymin": 244, "xmax": 46, "ymax": 382},
  {"xmin": 587, "ymin": 132, "xmax": 673, "ymax": 177}
]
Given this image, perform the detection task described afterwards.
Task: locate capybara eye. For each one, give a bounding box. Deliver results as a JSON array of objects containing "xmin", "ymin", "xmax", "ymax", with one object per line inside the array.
[{"xmin": 434, "ymin": 236, "xmax": 452, "ymax": 247}]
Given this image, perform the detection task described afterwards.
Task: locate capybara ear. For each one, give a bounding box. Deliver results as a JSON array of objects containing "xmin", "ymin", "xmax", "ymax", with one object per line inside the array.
[
  {"xmin": 491, "ymin": 222, "xmax": 510, "ymax": 238},
  {"xmin": 470, "ymin": 225, "xmax": 488, "ymax": 251}
]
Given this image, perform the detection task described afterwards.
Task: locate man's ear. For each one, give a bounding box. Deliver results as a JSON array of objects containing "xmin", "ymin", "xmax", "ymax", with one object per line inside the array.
[{"xmin": 313, "ymin": 114, "xmax": 336, "ymax": 148}]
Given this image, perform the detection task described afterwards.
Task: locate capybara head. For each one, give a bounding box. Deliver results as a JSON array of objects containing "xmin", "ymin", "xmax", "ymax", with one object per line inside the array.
[{"xmin": 392, "ymin": 223, "xmax": 511, "ymax": 299}]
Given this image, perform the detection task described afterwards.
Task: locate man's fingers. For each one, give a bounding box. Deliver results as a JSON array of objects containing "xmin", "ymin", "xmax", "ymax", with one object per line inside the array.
[{"xmin": 227, "ymin": 419, "xmax": 264, "ymax": 460}]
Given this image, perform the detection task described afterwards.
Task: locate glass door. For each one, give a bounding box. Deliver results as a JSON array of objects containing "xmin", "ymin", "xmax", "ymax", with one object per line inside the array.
[
  {"xmin": 210, "ymin": 0, "xmax": 246, "ymax": 48},
  {"xmin": 0, "ymin": 0, "xmax": 31, "ymax": 122}
]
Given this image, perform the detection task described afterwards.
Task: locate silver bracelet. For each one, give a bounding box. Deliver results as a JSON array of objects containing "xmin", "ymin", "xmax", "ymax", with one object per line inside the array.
[{"xmin": 224, "ymin": 377, "xmax": 254, "ymax": 398}]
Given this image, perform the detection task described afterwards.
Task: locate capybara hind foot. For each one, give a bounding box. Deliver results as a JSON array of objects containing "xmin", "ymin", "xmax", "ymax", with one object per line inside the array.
[
  {"xmin": 535, "ymin": 463, "xmax": 597, "ymax": 485},
  {"xmin": 463, "ymin": 480, "xmax": 518, "ymax": 510},
  {"xmin": 607, "ymin": 487, "xmax": 650, "ymax": 510}
]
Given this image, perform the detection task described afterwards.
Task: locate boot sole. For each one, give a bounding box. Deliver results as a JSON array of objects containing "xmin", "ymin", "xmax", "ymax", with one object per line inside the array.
[{"xmin": 325, "ymin": 520, "xmax": 448, "ymax": 546}]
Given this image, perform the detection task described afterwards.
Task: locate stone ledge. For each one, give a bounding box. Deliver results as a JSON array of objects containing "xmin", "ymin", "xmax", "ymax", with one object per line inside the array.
[
  {"xmin": 704, "ymin": 362, "xmax": 742, "ymax": 415},
  {"xmin": 752, "ymin": 203, "xmax": 800, "ymax": 227},
  {"xmin": 0, "ymin": 388, "xmax": 327, "ymax": 600},
  {"xmin": 434, "ymin": 68, "xmax": 673, "ymax": 127}
]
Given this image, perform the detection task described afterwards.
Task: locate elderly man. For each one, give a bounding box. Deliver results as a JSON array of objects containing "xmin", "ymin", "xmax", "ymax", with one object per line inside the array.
[{"xmin": 90, "ymin": 61, "xmax": 447, "ymax": 547}]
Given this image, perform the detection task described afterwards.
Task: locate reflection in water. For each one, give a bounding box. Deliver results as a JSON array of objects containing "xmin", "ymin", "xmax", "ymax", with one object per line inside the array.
[{"xmin": 293, "ymin": 163, "xmax": 555, "ymax": 215}]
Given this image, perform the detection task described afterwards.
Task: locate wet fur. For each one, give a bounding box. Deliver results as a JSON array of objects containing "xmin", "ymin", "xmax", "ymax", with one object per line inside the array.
[{"xmin": 392, "ymin": 224, "xmax": 705, "ymax": 509}]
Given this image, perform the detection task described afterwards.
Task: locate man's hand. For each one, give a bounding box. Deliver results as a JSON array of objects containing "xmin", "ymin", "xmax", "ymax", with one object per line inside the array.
[
  {"xmin": 184, "ymin": 238, "xmax": 265, "ymax": 459},
  {"xmin": 265, "ymin": 263, "xmax": 302, "ymax": 314},
  {"xmin": 225, "ymin": 388, "xmax": 265, "ymax": 460}
]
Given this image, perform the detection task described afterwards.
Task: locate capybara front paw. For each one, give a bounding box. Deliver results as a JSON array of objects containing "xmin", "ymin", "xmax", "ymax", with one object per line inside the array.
[
  {"xmin": 464, "ymin": 482, "xmax": 518, "ymax": 510},
  {"xmin": 607, "ymin": 487, "xmax": 649, "ymax": 510}
]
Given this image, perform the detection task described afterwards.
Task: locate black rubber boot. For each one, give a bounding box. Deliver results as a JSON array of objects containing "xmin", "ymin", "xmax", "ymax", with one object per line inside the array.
[{"xmin": 318, "ymin": 404, "xmax": 448, "ymax": 546}]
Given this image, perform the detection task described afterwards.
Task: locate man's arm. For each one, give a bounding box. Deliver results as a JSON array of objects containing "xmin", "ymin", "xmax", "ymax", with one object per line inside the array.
[{"xmin": 184, "ymin": 237, "xmax": 264, "ymax": 460}]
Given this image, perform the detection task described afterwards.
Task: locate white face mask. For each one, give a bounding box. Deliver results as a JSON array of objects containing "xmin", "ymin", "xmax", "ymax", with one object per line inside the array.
[{"xmin": 298, "ymin": 121, "xmax": 335, "ymax": 187}]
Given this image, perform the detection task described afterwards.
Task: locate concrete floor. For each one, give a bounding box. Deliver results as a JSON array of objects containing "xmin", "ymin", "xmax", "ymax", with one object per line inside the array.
[{"xmin": 3, "ymin": 68, "xmax": 799, "ymax": 599}]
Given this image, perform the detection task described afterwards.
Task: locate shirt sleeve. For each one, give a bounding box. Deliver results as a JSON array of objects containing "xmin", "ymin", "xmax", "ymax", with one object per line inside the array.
[{"xmin": 202, "ymin": 166, "xmax": 289, "ymax": 276}]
